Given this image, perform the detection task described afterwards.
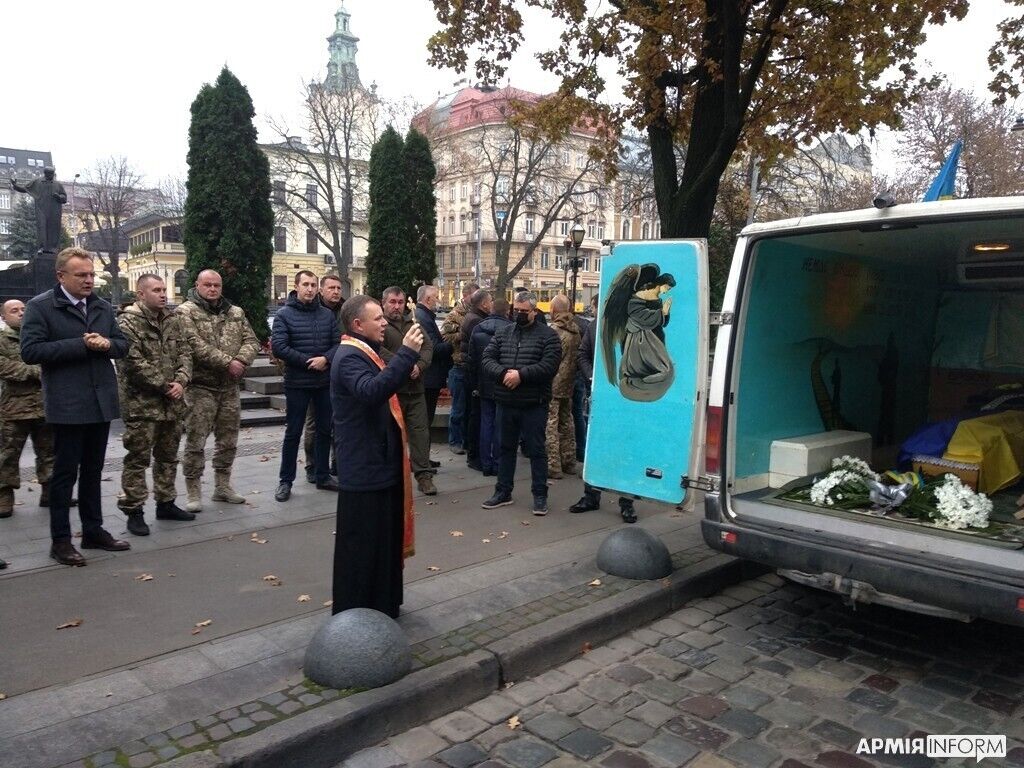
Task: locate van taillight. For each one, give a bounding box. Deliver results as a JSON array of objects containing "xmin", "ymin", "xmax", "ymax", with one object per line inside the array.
[
  {"xmin": 1017, "ymin": 597, "xmax": 1024, "ymax": 612},
  {"xmin": 705, "ymin": 406, "xmax": 722, "ymax": 474}
]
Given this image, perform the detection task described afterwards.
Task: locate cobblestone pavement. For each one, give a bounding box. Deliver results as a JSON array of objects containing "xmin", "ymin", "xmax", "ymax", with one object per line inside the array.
[{"xmin": 339, "ymin": 574, "xmax": 1024, "ymax": 768}]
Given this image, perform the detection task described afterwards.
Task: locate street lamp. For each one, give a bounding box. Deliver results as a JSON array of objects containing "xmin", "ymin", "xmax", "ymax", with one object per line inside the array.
[
  {"xmin": 71, "ymin": 173, "xmax": 81, "ymax": 243},
  {"xmin": 564, "ymin": 222, "xmax": 585, "ymax": 313}
]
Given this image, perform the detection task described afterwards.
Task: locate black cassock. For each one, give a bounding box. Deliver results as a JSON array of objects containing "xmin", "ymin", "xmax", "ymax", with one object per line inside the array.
[{"xmin": 332, "ymin": 484, "xmax": 404, "ymax": 618}]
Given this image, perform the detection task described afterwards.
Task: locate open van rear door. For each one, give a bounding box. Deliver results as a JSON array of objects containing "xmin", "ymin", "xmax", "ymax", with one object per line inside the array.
[{"xmin": 583, "ymin": 240, "xmax": 710, "ymax": 505}]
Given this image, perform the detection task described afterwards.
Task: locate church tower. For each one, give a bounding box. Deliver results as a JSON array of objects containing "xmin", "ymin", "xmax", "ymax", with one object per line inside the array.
[{"xmin": 326, "ymin": 1, "xmax": 361, "ymax": 90}]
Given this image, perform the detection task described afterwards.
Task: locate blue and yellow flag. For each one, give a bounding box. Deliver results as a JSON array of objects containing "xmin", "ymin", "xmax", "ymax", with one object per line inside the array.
[{"xmin": 922, "ymin": 140, "xmax": 962, "ymax": 202}]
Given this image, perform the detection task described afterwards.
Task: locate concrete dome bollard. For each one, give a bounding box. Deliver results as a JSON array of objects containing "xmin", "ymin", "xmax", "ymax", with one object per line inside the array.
[
  {"xmin": 596, "ymin": 526, "xmax": 673, "ymax": 580},
  {"xmin": 303, "ymin": 608, "xmax": 412, "ymax": 689}
]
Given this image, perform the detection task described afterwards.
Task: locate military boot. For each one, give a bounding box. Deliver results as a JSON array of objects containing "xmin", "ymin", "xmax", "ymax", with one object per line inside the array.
[
  {"xmin": 125, "ymin": 509, "xmax": 150, "ymax": 537},
  {"xmin": 211, "ymin": 472, "xmax": 245, "ymax": 504},
  {"xmin": 0, "ymin": 488, "xmax": 13, "ymax": 518},
  {"xmin": 185, "ymin": 477, "xmax": 203, "ymax": 513},
  {"xmin": 156, "ymin": 500, "xmax": 196, "ymax": 521}
]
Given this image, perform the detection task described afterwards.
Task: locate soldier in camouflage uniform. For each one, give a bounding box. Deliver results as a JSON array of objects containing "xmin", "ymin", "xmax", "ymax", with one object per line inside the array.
[
  {"xmin": 177, "ymin": 270, "xmax": 260, "ymax": 511},
  {"xmin": 440, "ymin": 282, "xmax": 478, "ymax": 454},
  {"xmin": 545, "ymin": 295, "xmax": 580, "ymax": 479},
  {"xmin": 0, "ymin": 299, "xmax": 53, "ymax": 518},
  {"xmin": 116, "ymin": 275, "xmax": 194, "ymax": 536}
]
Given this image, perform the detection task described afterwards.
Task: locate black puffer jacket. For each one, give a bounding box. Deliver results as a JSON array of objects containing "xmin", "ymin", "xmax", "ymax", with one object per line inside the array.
[
  {"xmin": 468, "ymin": 314, "xmax": 511, "ymax": 400},
  {"xmin": 271, "ymin": 291, "xmax": 339, "ymax": 388},
  {"xmin": 481, "ymin": 319, "xmax": 561, "ymax": 406}
]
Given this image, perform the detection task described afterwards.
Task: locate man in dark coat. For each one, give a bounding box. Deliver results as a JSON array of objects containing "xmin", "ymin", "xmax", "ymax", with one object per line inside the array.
[
  {"xmin": 570, "ymin": 295, "xmax": 637, "ymax": 523},
  {"xmin": 272, "ymin": 270, "xmax": 339, "ymax": 501},
  {"xmin": 468, "ymin": 299, "xmax": 510, "ymax": 476},
  {"xmin": 480, "ymin": 291, "xmax": 561, "ymax": 515},
  {"xmin": 413, "ymin": 284, "xmax": 451, "ymax": 446},
  {"xmin": 461, "ymin": 289, "xmax": 492, "ymax": 472},
  {"xmin": 20, "ymin": 247, "xmax": 131, "ymax": 566},
  {"xmin": 302, "ymin": 274, "xmax": 345, "ymax": 482},
  {"xmin": 331, "ymin": 295, "xmax": 424, "ymax": 618}
]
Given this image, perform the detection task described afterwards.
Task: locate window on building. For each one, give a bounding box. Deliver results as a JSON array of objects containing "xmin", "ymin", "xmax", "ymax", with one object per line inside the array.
[
  {"xmin": 449, "ymin": 215, "xmax": 456, "ymax": 235},
  {"xmin": 449, "ymin": 247, "xmax": 456, "ymax": 269},
  {"xmin": 581, "ymin": 255, "xmax": 590, "ymax": 272},
  {"xmin": 0, "ymin": 218, "xmax": 10, "ymax": 235},
  {"xmin": 496, "ymin": 210, "xmax": 507, "ymax": 234},
  {"xmin": 306, "ymin": 228, "xmax": 318, "ymax": 254},
  {"xmin": 559, "ymin": 221, "xmax": 569, "ymax": 237},
  {"xmin": 460, "ymin": 181, "xmax": 468, "ymax": 201},
  {"xmin": 272, "ymin": 180, "xmax": 286, "ymax": 204},
  {"xmin": 496, "ymin": 177, "xmax": 510, "ymax": 197},
  {"xmin": 273, "ymin": 227, "xmax": 287, "ymax": 252},
  {"xmin": 0, "ymin": 192, "xmax": 9, "ymax": 210},
  {"xmin": 449, "ymin": 184, "xmax": 456, "ymax": 203},
  {"xmin": 555, "ymin": 247, "xmax": 564, "ymax": 270},
  {"xmin": 642, "ymin": 222, "xmax": 650, "ymax": 239},
  {"xmin": 597, "ymin": 221, "xmax": 605, "ymax": 240},
  {"xmin": 541, "ymin": 248, "xmax": 550, "ymax": 269},
  {"xmin": 560, "ymin": 149, "xmax": 570, "ymax": 166},
  {"xmin": 305, "ymin": 184, "xmax": 318, "ymax": 208},
  {"xmin": 460, "ymin": 246, "xmax": 468, "ymax": 269},
  {"xmin": 587, "ymin": 220, "xmax": 596, "ymax": 239},
  {"xmin": 594, "ymin": 255, "xmax": 602, "ymax": 273},
  {"xmin": 459, "ymin": 214, "xmax": 467, "ymax": 234},
  {"xmin": 621, "ymin": 219, "xmax": 630, "ymax": 240},
  {"xmin": 6, "ymin": 157, "xmax": 14, "ymax": 165},
  {"xmin": 525, "ymin": 214, "xmax": 535, "ymax": 236},
  {"xmin": 655, "ymin": 221, "xmax": 661, "ymax": 238},
  {"xmin": 0, "ymin": 157, "xmax": 6, "ymax": 164}
]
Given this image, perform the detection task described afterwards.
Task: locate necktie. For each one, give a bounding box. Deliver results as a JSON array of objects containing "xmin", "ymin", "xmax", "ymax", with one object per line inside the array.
[{"xmin": 77, "ymin": 301, "xmax": 87, "ymax": 318}]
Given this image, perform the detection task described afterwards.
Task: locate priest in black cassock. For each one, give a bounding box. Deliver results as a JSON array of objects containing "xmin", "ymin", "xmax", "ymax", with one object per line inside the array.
[{"xmin": 330, "ymin": 295, "xmax": 424, "ymax": 618}]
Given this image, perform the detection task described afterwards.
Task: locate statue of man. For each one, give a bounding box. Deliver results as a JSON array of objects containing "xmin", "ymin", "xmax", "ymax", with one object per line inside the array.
[{"xmin": 10, "ymin": 166, "xmax": 67, "ymax": 255}]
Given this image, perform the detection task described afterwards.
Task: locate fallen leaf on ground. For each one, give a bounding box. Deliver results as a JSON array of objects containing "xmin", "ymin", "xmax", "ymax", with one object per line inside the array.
[
  {"xmin": 425, "ymin": 501, "xmax": 436, "ymax": 506},
  {"xmin": 0, "ymin": 693, "xmax": 6, "ymax": 700},
  {"xmin": 251, "ymin": 537, "xmax": 268, "ymax": 544},
  {"xmin": 507, "ymin": 715, "xmax": 521, "ymax": 730},
  {"xmin": 258, "ymin": 455, "xmax": 271, "ymax": 462},
  {"xmin": 168, "ymin": 574, "xmax": 176, "ymax": 578},
  {"xmin": 322, "ymin": 600, "xmax": 333, "ymax": 607},
  {"xmin": 581, "ymin": 641, "xmax": 592, "ymax": 654},
  {"xmin": 588, "ymin": 579, "xmax": 602, "ymax": 587},
  {"xmin": 427, "ymin": 566, "xmax": 440, "ymax": 571},
  {"xmin": 498, "ymin": 531, "xmax": 510, "ymax": 539},
  {"xmin": 481, "ymin": 538, "xmax": 491, "ymax": 544},
  {"xmin": 297, "ymin": 594, "xmax": 311, "ymax": 602},
  {"xmin": 191, "ymin": 619, "xmax": 213, "ymax": 635},
  {"xmin": 262, "ymin": 574, "xmax": 278, "ymax": 581},
  {"xmin": 56, "ymin": 619, "xmax": 83, "ymax": 630},
  {"xmin": 134, "ymin": 574, "xmax": 154, "ymax": 582},
  {"xmin": 520, "ymin": 520, "xmax": 531, "ymax": 526},
  {"xmin": 449, "ymin": 530, "xmax": 464, "ymax": 537},
  {"xmin": 451, "ymin": 500, "xmax": 460, "ymax": 504},
  {"xmin": 503, "ymin": 681, "xmax": 515, "ymax": 688},
  {"xmin": 14, "ymin": 501, "xmax": 23, "ymax": 507}
]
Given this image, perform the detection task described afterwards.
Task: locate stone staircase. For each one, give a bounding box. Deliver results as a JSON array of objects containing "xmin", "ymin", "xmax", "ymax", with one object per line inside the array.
[
  {"xmin": 238, "ymin": 355, "xmax": 452, "ymax": 437},
  {"xmin": 239, "ymin": 356, "xmax": 286, "ymax": 427}
]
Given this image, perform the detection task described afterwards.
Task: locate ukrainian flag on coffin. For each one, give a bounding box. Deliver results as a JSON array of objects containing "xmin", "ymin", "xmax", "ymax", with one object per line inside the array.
[{"xmin": 922, "ymin": 139, "xmax": 962, "ymax": 202}]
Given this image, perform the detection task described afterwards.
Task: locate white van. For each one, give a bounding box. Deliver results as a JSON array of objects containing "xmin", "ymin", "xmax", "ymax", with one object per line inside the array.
[{"xmin": 696, "ymin": 197, "xmax": 1024, "ymax": 626}]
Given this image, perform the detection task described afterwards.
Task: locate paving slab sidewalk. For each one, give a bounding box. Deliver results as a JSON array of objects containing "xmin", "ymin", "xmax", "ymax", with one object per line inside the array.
[{"xmin": 0, "ymin": 426, "xmax": 736, "ymax": 768}]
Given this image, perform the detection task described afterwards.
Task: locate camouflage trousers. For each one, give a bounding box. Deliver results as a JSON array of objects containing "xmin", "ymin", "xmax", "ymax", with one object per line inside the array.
[
  {"xmin": 0, "ymin": 418, "xmax": 53, "ymax": 490},
  {"xmin": 119, "ymin": 419, "xmax": 183, "ymax": 510},
  {"xmin": 183, "ymin": 386, "xmax": 240, "ymax": 480},
  {"xmin": 545, "ymin": 397, "xmax": 576, "ymax": 474}
]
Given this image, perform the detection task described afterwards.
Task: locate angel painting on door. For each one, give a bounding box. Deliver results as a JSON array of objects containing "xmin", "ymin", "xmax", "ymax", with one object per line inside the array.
[{"xmin": 601, "ymin": 263, "xmax": 676, "ymax": 402}]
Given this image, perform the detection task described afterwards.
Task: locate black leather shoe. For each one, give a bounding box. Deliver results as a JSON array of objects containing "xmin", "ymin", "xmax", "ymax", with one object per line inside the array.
[
  {"xmin": 316, "ymin": 478, "xmax": 340, "ymax": 492},
  {"xmin": 50, "ymin": 539, "xmax": 86, "ymax": 566},
  {"xmin": 155, "ymin": 501, "xmax": 195, "ymax": 521},
  {"xmin": 305, "ymin": 468, "xmax": 316, "ymax": 484},
  {"xmin": 275, "ymin": 482, "xmax": 292, "ymax": 502},
  {"xmin": 569, "ymin": 496, "xmax": 600, "ymax": 514},
  {"xmin": 619, "ymin": 501, "xmax": 638, "ymax": 524},
  {"xmin": 429, "ymin": 459, "xmax": 441, "ymax": 468},
  {"xmin": 0, "ymin": 557, "xmax": 7, "ymax": 569},
  {"xmin": 80, "ymin": 530, "xmax": 131, "ymax": 551},
  {"xmin": 125, "ymin": 510, "xmax": 150, "ymax": 536}
]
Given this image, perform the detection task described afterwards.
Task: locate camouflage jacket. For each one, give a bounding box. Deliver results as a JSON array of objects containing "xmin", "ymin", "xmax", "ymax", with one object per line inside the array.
[
  {"xmin": 381, "ymin": 312, "xmax": 433, "ymax": 395},
  {"xmin": 116, "ymin": 302, "xmax": 192, "ymax": 421},
  {"xmin": 440, "ymin": 301, "xmax": 469, "ymax": 367},
  {"xmin": 0, "ymin": 324, "xmax": 44, "ymax": 420},
  {"xmin": 177, "ymin": 289, "xmax": 260, "ymax": 391},
  {"xmin": 549, "ymin": 312, "xmax": 581, "ymax": 399}
]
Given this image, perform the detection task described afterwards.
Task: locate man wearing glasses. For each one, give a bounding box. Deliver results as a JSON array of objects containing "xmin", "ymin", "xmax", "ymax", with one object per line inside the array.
[{"xmin": 21, "ymin": 247, "xmax": 130, "ymax": 566}]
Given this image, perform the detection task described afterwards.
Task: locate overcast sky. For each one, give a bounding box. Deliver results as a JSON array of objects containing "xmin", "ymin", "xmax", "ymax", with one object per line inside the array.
[{"xmin": 3, "ymin": 0, "xmax": 1017, "ymax": 185}]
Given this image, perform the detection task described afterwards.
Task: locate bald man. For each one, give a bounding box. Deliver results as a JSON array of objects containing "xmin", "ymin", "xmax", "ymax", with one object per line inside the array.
[
  {"xmin": 177, "ymin": 270, "xmax": 260, "ymax": 511},
  {"xmin": 0, "ymin": 299, "xmax": 54, "ymax": 518}
]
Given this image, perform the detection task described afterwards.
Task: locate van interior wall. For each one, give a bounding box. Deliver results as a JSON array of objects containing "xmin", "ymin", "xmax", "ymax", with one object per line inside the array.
[{"xmin": 732, "ymin": 238, "xmax": 941, "ymax": 483}]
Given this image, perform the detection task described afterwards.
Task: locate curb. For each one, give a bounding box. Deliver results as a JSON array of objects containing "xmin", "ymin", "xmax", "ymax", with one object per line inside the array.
[{"xmin": 159, "ymin": 553, "xmax": 766, "ymax": 768}]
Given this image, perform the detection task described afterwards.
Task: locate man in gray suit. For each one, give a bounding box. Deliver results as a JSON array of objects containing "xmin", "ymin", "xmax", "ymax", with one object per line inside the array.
[{"xmin": 21, "ymin": 247, "xmax": 130, "ymax": 566}]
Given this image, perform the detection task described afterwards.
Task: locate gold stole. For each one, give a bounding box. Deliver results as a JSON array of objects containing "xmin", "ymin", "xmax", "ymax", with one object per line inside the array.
[{"xmin": 339, "ymin": 335, "xmax": 415, "ymax": 560}]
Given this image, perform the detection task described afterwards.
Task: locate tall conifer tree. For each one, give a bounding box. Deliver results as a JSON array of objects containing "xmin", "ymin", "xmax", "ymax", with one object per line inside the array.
[
  {"xmin": 403, "ymin": 128, "xmax": 438, "ymax": 288},
  {"xmin": 184, "ymin": 67, "xmax": 274, "ymax": 339},
  {"xmin": 366, "ymin": 126, "xmax": 411, "ymax": 298}
]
